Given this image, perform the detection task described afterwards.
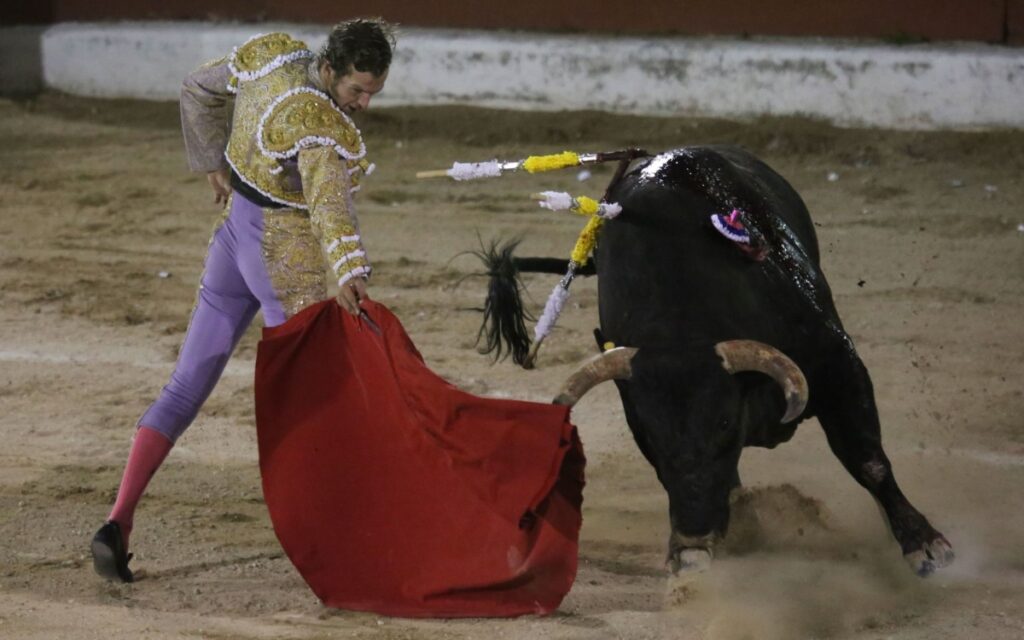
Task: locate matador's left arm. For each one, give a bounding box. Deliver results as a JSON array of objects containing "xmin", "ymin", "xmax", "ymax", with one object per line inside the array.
[{"xmin": 298, "ymin": 147, "xmax": 371, "ymax": 287}]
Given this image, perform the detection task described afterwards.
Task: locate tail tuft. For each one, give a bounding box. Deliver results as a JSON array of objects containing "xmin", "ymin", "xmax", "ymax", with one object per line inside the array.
[{"xmin": 473, "ymin": 238, "xmax": 533, "ymax": 365}]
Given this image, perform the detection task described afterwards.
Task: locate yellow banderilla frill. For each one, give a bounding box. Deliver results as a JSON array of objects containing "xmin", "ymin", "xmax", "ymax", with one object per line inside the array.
[
  {"xmin": 521, "ymin": 151, "xmax": 581, "ymax": 174},
  {"xmin": 570, "ymin": 215, "xmax": 604, "ymax": 266},
  {"xmin": 574, "ymin": 196, "xmax": 601, "ymax": 216}
]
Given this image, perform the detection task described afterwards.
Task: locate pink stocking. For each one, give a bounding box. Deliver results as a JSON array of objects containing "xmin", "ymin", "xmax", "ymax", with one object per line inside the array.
[{"xmin": 107, "ymin": 425, "xmax": 173, "ymax": 548}]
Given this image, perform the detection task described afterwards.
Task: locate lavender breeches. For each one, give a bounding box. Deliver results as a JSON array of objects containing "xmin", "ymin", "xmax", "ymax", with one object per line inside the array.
[{"xmin": 139, "ymin": 192, "xmax": 322, "ymax": 442}]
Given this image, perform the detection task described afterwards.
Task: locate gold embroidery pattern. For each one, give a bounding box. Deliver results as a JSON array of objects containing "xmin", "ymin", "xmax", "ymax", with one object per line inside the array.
[
  {"xmin": 225, "ymin": 60, "xmax": 311, "ymax": 207},
  {"xmin": 298, "ymin": 146, "xmax": 370, "ymax": 284},
  {"xmin": 261, "ymin": 208, "xmax": 327, "ymax": 318},
  {"xmin": 224, "ymin": 59, "xmax": 367, "ymax": 208},
  {"xmin": 261, "ymin": 91, "xmax": 364, "ymax": 159},
  {"xmin": 232, "ymin": 33, "xmax": 309, "ymax": 75}
]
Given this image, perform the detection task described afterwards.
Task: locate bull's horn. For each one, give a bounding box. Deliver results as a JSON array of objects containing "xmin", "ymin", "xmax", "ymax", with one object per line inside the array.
[
  {"xmin": 553, "ymin": 347, "xmax": 639, "ymax": 407},
  {"xmin": 715, "ymin": 340, "xmax": 808, "ymax": 423}
]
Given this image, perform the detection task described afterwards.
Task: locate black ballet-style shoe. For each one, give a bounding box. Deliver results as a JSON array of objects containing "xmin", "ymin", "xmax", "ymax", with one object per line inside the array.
[{"xmin": 90, "ymin": 521, "xmax": 134, "ymax": 583}]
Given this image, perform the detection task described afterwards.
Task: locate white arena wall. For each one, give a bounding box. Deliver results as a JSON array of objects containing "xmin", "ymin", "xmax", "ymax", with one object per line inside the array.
[{"xmin": 15, "ymin": 22, "xmax": 1024, "ymax": 129}]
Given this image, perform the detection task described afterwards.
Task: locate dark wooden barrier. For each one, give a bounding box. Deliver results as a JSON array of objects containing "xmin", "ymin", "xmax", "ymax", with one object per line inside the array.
[{"xmin": 3, "ymin": 0, "xmax": 1020, "ymax": 44}]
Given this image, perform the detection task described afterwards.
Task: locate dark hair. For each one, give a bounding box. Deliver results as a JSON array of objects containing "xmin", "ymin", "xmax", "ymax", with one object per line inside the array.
[{"xmin": 322, "ymin": 18, "xmax": 396, "ymax": 77}]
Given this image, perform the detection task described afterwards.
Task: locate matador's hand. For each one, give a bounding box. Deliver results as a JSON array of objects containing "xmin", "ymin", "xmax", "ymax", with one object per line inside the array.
[
  {"xmin": 336, "ymin": 277, "xmax": 369, "ymax": 316},
  {"xmin": 207, "ymin": 167, "xmax": 231, "ymax": 206}
]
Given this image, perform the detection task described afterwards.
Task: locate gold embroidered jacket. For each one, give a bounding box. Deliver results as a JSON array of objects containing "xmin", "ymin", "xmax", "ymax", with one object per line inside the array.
[{"xmin": 180, "ymin": 32, "xmax": 373, "ymax": 286}]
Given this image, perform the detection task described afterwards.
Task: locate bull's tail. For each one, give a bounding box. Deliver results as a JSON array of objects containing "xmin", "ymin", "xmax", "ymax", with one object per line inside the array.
[{"xmin": 473, "ymin": 238, "xmax": 595, "ymax": 366}]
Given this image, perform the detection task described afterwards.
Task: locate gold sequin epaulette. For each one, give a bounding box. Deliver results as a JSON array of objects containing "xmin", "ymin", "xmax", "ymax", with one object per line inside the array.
[
  {"xmin": 228, "ymin": 32, "xmax": 314, "ymax": 83},
  {"xmin": 257, "ymin": 88, "xmax": 366, "ymax": 161}
]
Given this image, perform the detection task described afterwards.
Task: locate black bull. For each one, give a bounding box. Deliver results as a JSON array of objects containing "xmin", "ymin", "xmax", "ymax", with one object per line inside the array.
[{"xmin": 476, "ymin": 146, "xmax": 953, "ymax": 577}]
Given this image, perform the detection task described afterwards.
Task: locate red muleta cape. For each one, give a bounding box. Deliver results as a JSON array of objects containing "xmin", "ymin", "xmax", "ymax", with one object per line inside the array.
[{"xmin": 254, "ymin": 300, "xmax": 585, "ymax": 617}]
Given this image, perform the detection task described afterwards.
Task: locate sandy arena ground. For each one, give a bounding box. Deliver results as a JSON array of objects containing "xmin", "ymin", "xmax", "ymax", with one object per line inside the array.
[{"xmin": 0, "ymin": 94, "xmax": 1022, "ymax": 639}]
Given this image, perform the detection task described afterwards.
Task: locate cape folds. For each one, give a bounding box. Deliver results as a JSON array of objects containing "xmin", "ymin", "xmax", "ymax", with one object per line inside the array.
[{"xmin": 254, "ymin": 300, "xmax": 585, "ymax": 617}]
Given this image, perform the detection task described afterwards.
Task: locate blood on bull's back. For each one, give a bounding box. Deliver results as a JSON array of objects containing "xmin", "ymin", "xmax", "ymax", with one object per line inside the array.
[{"xmin": 596, "ymin": 146, "xmax": 842, "ymax": 363}]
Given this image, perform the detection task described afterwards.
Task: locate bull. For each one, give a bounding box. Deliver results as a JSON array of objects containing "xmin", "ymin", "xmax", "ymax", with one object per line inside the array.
[{"xmin": 475, "ymin": 146, "xmax": 954, "ymax": 577}]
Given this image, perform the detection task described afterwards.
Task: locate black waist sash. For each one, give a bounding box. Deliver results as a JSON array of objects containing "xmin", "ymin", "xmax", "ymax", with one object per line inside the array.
[{"xmin": 230, "ymin": 170, "xmax": 287, "ymax": 209}]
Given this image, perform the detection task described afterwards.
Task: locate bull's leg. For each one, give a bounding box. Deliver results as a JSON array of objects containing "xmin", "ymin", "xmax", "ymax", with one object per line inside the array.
[
  {"xmin": 814, "ymin": 347, "xmax": 954, "ymax": 576},
  {"xmin": 620, "ymin": 350, "xmax": 745, "ymax": 576}
]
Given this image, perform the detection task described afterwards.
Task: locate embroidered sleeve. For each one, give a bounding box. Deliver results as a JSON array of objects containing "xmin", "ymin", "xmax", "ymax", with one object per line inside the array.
[
  {"xmin": 297, "ymin": 146, "xmax": 371, "ymax": 286},
  {"xmin": 180, "ymin": 56, "xmax": 234, "ymax": 173}
]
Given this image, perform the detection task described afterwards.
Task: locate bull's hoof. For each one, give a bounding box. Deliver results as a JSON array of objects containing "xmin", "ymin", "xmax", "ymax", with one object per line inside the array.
[
  {"xmin": 667, "ymin": 547, "xmax": 712, "ymax": 576},
  {"xmin": 665, "ymin": 548, "xmax": 712, "ymax": 607},
  {"xmin": 904, "ymin": 535, "xmax": 954, "ymax": 577}
]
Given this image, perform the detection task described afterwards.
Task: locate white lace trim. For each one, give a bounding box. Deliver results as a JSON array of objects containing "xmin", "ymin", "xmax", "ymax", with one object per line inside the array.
[
  {"xmin": 224, "ymin": 153, "xmax": 307, "ymax": 210},
  {"xmin": 268, "ymin": 165, "xmax": 284, "ymax": 175},
  {"xmin": 228, "ymin": 33, "xmax": 314, "ymax": 83},
  {"xmin": 327, "ymin": 235, "xmax": 362, "ymax": 253},
  {"xmin": 349, "ymin": 185, "xmax": 361, "ymax": 194},
  {"xmin": 347, "ymin": 162, "xmax": 376, "ymax": 176},
  {"xmin": 332, "ymin": 250, "xmax": 367, "ymax": 272},
  {"xmin": 256, "ymin": 87, "xmax": 366, "ymax": 162},
  {"xmin": 338, "ymin": 265, "xmax": 371, "ymax": 286}
]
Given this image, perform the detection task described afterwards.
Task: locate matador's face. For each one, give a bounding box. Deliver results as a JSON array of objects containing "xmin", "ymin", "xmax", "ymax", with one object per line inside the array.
[{"xmin": 321, "ymin": 63, "xmax": 388, "ymax": 115}]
